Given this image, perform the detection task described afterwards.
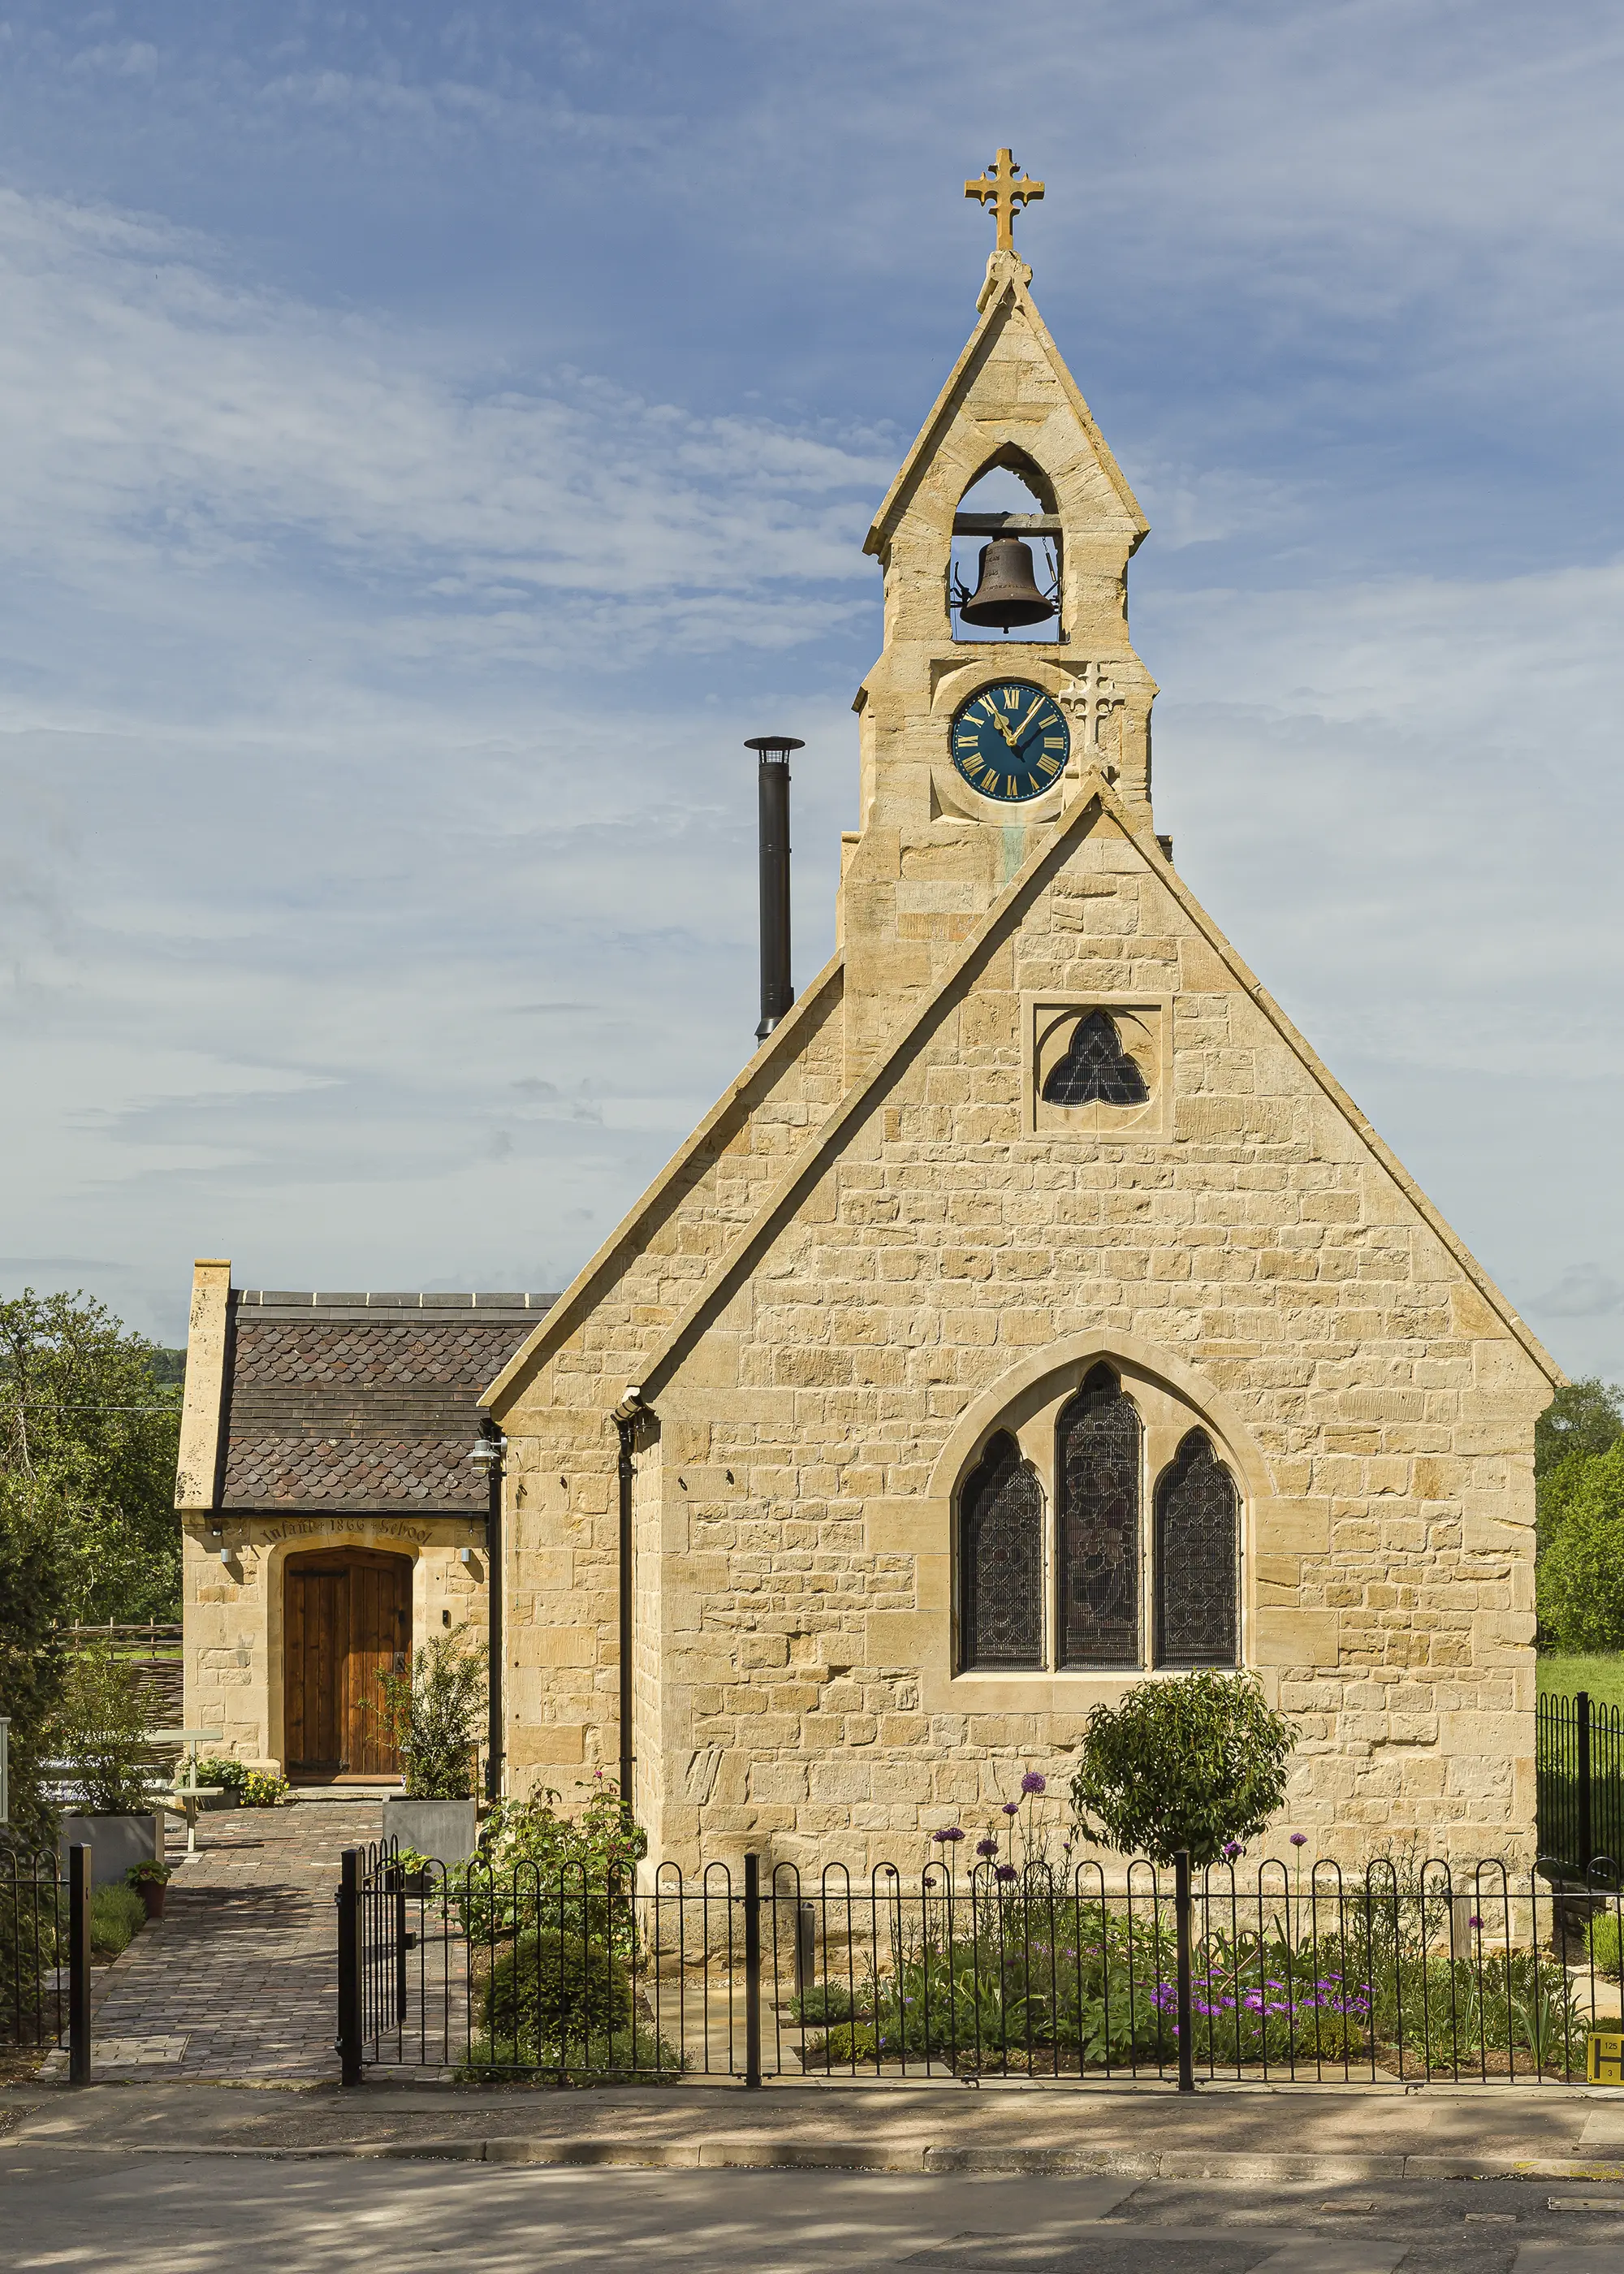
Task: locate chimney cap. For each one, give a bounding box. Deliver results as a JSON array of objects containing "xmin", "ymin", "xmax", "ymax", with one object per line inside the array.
[{"xmin": 745, "ymin": 735, "xmax": 804, "ymax": 759}]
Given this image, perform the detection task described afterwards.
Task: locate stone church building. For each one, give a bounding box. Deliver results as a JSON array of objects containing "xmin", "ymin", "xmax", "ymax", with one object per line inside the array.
[{"xmin": 177, "ymin": 166, "xmax": 1558, "ymax": 1866}]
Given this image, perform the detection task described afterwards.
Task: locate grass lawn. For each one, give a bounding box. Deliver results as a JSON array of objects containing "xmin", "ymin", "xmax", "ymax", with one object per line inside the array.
[{"xmin": 1538, "ymin": 1654, "xmax": 1624, "ymax": 1710}]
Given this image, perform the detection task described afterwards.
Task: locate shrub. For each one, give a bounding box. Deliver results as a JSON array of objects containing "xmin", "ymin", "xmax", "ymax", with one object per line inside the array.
[
  {"xmin": 480, "ymin": 1930, "xmax": 631, "ymax": 2055},
  {"xmin": 193, "ymin": 1755, "xmax": 250, "ymax": 1793},
  {"xmin": 50, "ymin": 1644, "xmax": 161, "ymax": 1814},
  {"xmin": 240, "ymin": 1770, "xmax": 291, "ymax": 1808},
  {"xmin": 1592, "ymin": 1913, "xmax": 1624, "ymax": 1981},
  {"xmin": 89, "ymin": 1881, "xmax": 145, "ymax": 1956},
  {"xmin": 374, "ymin": 1624, "xmax": 486, "ymax": 1800},
  {"xmin": 1538, "ymin": 1446, "xmax": 1624, "ymax": 1649},
  {"xmin": 477, "ymin": 1775, "xmax": 646, "ymax": 1880},
  {"xmin": 1068, "ymin": 1671, "xmax": 1296, "ymax": 1868}
]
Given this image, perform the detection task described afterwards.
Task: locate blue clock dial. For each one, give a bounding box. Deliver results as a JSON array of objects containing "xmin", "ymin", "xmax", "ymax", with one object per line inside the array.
[{"xmin": 950, "ymin": 681, "xmax": 1069, "ymax": 804}]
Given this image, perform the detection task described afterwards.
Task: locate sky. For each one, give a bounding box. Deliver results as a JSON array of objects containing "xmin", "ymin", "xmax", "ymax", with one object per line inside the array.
[{"xmin": 1, "ymin": 1, "xmax": 1622, "ymax": 1380}]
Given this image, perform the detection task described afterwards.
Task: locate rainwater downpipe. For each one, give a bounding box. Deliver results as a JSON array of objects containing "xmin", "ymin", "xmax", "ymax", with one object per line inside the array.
[
  {"xmin": 474, "ymin": 1419, "xmax": 505, "ymax": 1801},
  {"xmin": 613, "ymin": 1393, "xmax": 642, "ymax": 1817}
]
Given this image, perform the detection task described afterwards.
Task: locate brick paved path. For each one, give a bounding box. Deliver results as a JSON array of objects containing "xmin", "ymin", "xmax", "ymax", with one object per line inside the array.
[{"xmin": 79, "ymin": 1801, "xmax": 382, "ymax": 2081}]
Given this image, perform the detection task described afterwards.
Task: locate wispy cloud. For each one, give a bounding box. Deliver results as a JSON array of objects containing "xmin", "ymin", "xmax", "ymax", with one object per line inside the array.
[{"xmin": 0, "ymin": 2, "xmax": 1619, "ymax": 1373}]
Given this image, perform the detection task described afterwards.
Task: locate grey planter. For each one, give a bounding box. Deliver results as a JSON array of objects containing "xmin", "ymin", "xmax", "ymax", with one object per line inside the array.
[
  {"xmin": 382, "ymin": 1797, "xmax": 478, "ymax": 1866},
  {"xmin": 59, "ymin": 1812, "xmax": 163, "ymax": 1890}
]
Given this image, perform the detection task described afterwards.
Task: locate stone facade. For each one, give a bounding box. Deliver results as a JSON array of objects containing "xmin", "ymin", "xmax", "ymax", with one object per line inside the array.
[
  {"xmin": 175, "ymin": 242, "xmax": 1558, "ymax": 1861},
  {"xmin": 480, "ymin": 247, "xmax": 1558, "ymax": 1871}
]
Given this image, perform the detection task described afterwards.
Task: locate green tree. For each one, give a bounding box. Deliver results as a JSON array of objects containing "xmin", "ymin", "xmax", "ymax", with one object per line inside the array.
[
  {"xmin": 1536, "ymin": 1439, "xmax": 1624, "ymax": 1651},
  {"xmin": 0, "ymin": 1289, "xmax": 183, "ymax": 1623},
  {"xmin": 1068, "ymin": 1671, "xmax": 1297, "ymax": 1869},
  {"xmin": 1537, "ymin": 1378, "xmax": 1624, "ymax": 1480},
  {"xmin": 0, "ymin": 1476, "xmax": 70, "ymax": 1855}
]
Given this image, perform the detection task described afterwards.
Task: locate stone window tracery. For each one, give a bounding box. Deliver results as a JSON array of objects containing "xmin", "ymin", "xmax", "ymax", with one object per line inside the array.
[
  {"xmin": 1154, "ymin": 1429, "xmax": 1239, "ymax": 1668},
  {"xmin": 1040, "ymin": 1010, "xmax": 1150, "ymax": 1109},
  {"xmin": 958, "ymin": 1429, "xmax": 1044, "ymax": 1670},
  {"xmin": 952, "ymin": 1368, "xmax": 1242, "ymax": 1676},
  {"xmin": 1056, "ymin": 1364, "xmax": 1140, "ymax": 1667}
]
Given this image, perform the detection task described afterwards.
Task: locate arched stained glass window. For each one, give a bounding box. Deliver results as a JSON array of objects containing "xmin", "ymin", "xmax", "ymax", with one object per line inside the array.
[
  {"xmin": 958, "ymin": 1429, "xmax": 1043, "ymax": 1670},
  {"xmin": 1056, "ymin": 1363, "xmax": 1141, "ymax": 1667},
  {"xmin": 1154, "ymin": 1429, "xmax": 1239, "ymax": 1667}
]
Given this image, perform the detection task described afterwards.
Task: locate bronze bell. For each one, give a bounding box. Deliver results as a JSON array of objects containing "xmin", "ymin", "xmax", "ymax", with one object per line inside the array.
[{"xmin": 957, "ymin": 537, "xmax": 1056, "ymax": 629}]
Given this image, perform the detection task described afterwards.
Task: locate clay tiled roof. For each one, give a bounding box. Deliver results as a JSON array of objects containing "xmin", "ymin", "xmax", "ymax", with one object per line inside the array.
[{"xmin": 218, "ymin": 1291, "xmax": 553, "ymax": 1513}]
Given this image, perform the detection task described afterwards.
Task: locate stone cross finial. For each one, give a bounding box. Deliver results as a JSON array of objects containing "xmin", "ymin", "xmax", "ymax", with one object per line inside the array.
[
  {"xmin": 1060, "ymin": 663, "xmax": 1124, "ymax": 754},
  {"xmin": 965, "ymin": 150, "xmax": 1044, "ymax": 253}
]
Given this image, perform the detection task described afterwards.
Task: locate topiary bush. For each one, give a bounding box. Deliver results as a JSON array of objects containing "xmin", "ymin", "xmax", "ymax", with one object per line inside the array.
[
  {"xmin": 479, "ymin": 1930, "xmax": 631, "ymax": 2057},
  {"xmin": 1068, "ymin": 1670, "xmax": 1297, "ymax": 1868}
]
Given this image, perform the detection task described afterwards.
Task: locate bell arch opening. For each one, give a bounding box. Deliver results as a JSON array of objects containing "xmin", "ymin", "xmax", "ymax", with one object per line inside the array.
[{"xmin": 949, "ymin": 448, "xmax": 1061, "ymax": 645}]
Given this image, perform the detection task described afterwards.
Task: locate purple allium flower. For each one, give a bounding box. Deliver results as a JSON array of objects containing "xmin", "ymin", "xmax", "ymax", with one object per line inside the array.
[
  {"xmin": 1223, "ymin": 1840, "xmax": 1242, "ymax": 1861},
  {"xmin": 1289, "ymin": 1832, "xmax": 1307, "ymax": 1848},
  {"xmin": 1002, "ymin": 1801, "xmax": 1020, "ymax": 1818},
  {"xmin": 976, "ymin": 1837, "xmax": 1000, "ymax": 1859},
  {"xmin": 940, "ymin": 1825, "xmax": 965, "ymax": 1844},
  {"xmin": 1021, "ymin": 1772, "xmax": 1047, "ymax": 1795},
  {"xmin": 1468, "ymin": 1914, "xmax": 1481, "ymax": 1930},
  {"xmin": 931, "ymin": 1828, "xmax": 948, "ymax": 1843},
  {"xmin": 995, "ymin": 1862, "xmax": 1017, "ymax": 1883}
]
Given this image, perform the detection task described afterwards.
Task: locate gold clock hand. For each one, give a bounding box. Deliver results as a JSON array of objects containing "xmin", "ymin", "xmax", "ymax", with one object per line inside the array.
[{"xmin": 985, "ymin": 706, "xmax": 1020, "ymax": 750}]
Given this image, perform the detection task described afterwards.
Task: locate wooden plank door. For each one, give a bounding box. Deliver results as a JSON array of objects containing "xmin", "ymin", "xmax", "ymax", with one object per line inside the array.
[
  {"xmin": 285, "ymin": 1550, "xmax": 411, "ymax": 1779},
  {"xmin": 285, "ymin": 1566, "xmax": 348, "ymax": 1775},
  {"xmin": 346, "ymin": 1557, "xmax": 411, "ymax": 1778}
]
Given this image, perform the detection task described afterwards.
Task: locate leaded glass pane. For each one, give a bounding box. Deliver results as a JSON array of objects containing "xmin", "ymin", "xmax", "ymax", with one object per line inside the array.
[
  {"xmin": 959, "ymin": 1430, "xmax": 1043, "ymax": 1670},
  {"xmin": 1056, "ymin": 1362, "xmax": 1141, "ymax": 1667},
  {"xmin": 1041, "ymin": 1010, "xmax": 1149, "ymax": 1107},
  {"xmin": 1154, "ymin": 1429, "xmax": 1239, "ymax": 1667}
]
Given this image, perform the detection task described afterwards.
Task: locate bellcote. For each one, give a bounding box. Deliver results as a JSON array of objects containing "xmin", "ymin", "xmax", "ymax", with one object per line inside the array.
[{"xmin": 837, "ymin": 188, "xmax": 1160, "ymax": 1080}]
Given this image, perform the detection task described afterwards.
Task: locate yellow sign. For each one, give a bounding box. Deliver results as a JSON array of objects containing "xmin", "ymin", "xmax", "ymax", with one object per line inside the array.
[{"xmin": 1587, "ymin": 2031, "xmax": 1624, "ymax": 2084}]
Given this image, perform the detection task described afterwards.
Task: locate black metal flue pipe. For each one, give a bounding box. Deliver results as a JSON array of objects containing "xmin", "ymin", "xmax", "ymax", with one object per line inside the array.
[{"xmin": 746, "ymin": 735, "xmax": 802, "ymax": 1041}]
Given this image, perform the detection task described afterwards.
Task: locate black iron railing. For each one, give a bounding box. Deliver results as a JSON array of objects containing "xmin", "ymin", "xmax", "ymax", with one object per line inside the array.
[
  {"xmin": 1538, "ymin": 1691, "xmax": 1624, "ymax": 1878},
  {"xmin": 1, "ymin": 1845, "xmax": 90, "ymax": 2081},
  {"xmin": 337, "ymin": 1842, "xmax": 1624, "ymax": 2087}
]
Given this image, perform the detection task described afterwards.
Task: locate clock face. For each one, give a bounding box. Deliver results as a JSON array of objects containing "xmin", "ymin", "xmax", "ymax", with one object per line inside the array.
[{"xmin": 950, "ymin": 681, "xmax": 1069, "ymax": 804}]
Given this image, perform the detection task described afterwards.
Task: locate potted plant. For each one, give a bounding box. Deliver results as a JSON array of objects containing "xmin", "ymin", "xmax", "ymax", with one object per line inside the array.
[
  {"xmin": 127, "ymin": 1858, "xmax": 172, "ymax": 1922},
  {"xmin": 377, "ymin": 1624, "xmax": 486, "ymax": 1865},
  {"xmin": 192, "ymin": 1755, "xmax": 249, "ymax": 1809},
  {"xmin": 53, "ymin": 1644, "xmax": 166, "ymax": 1887}
]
